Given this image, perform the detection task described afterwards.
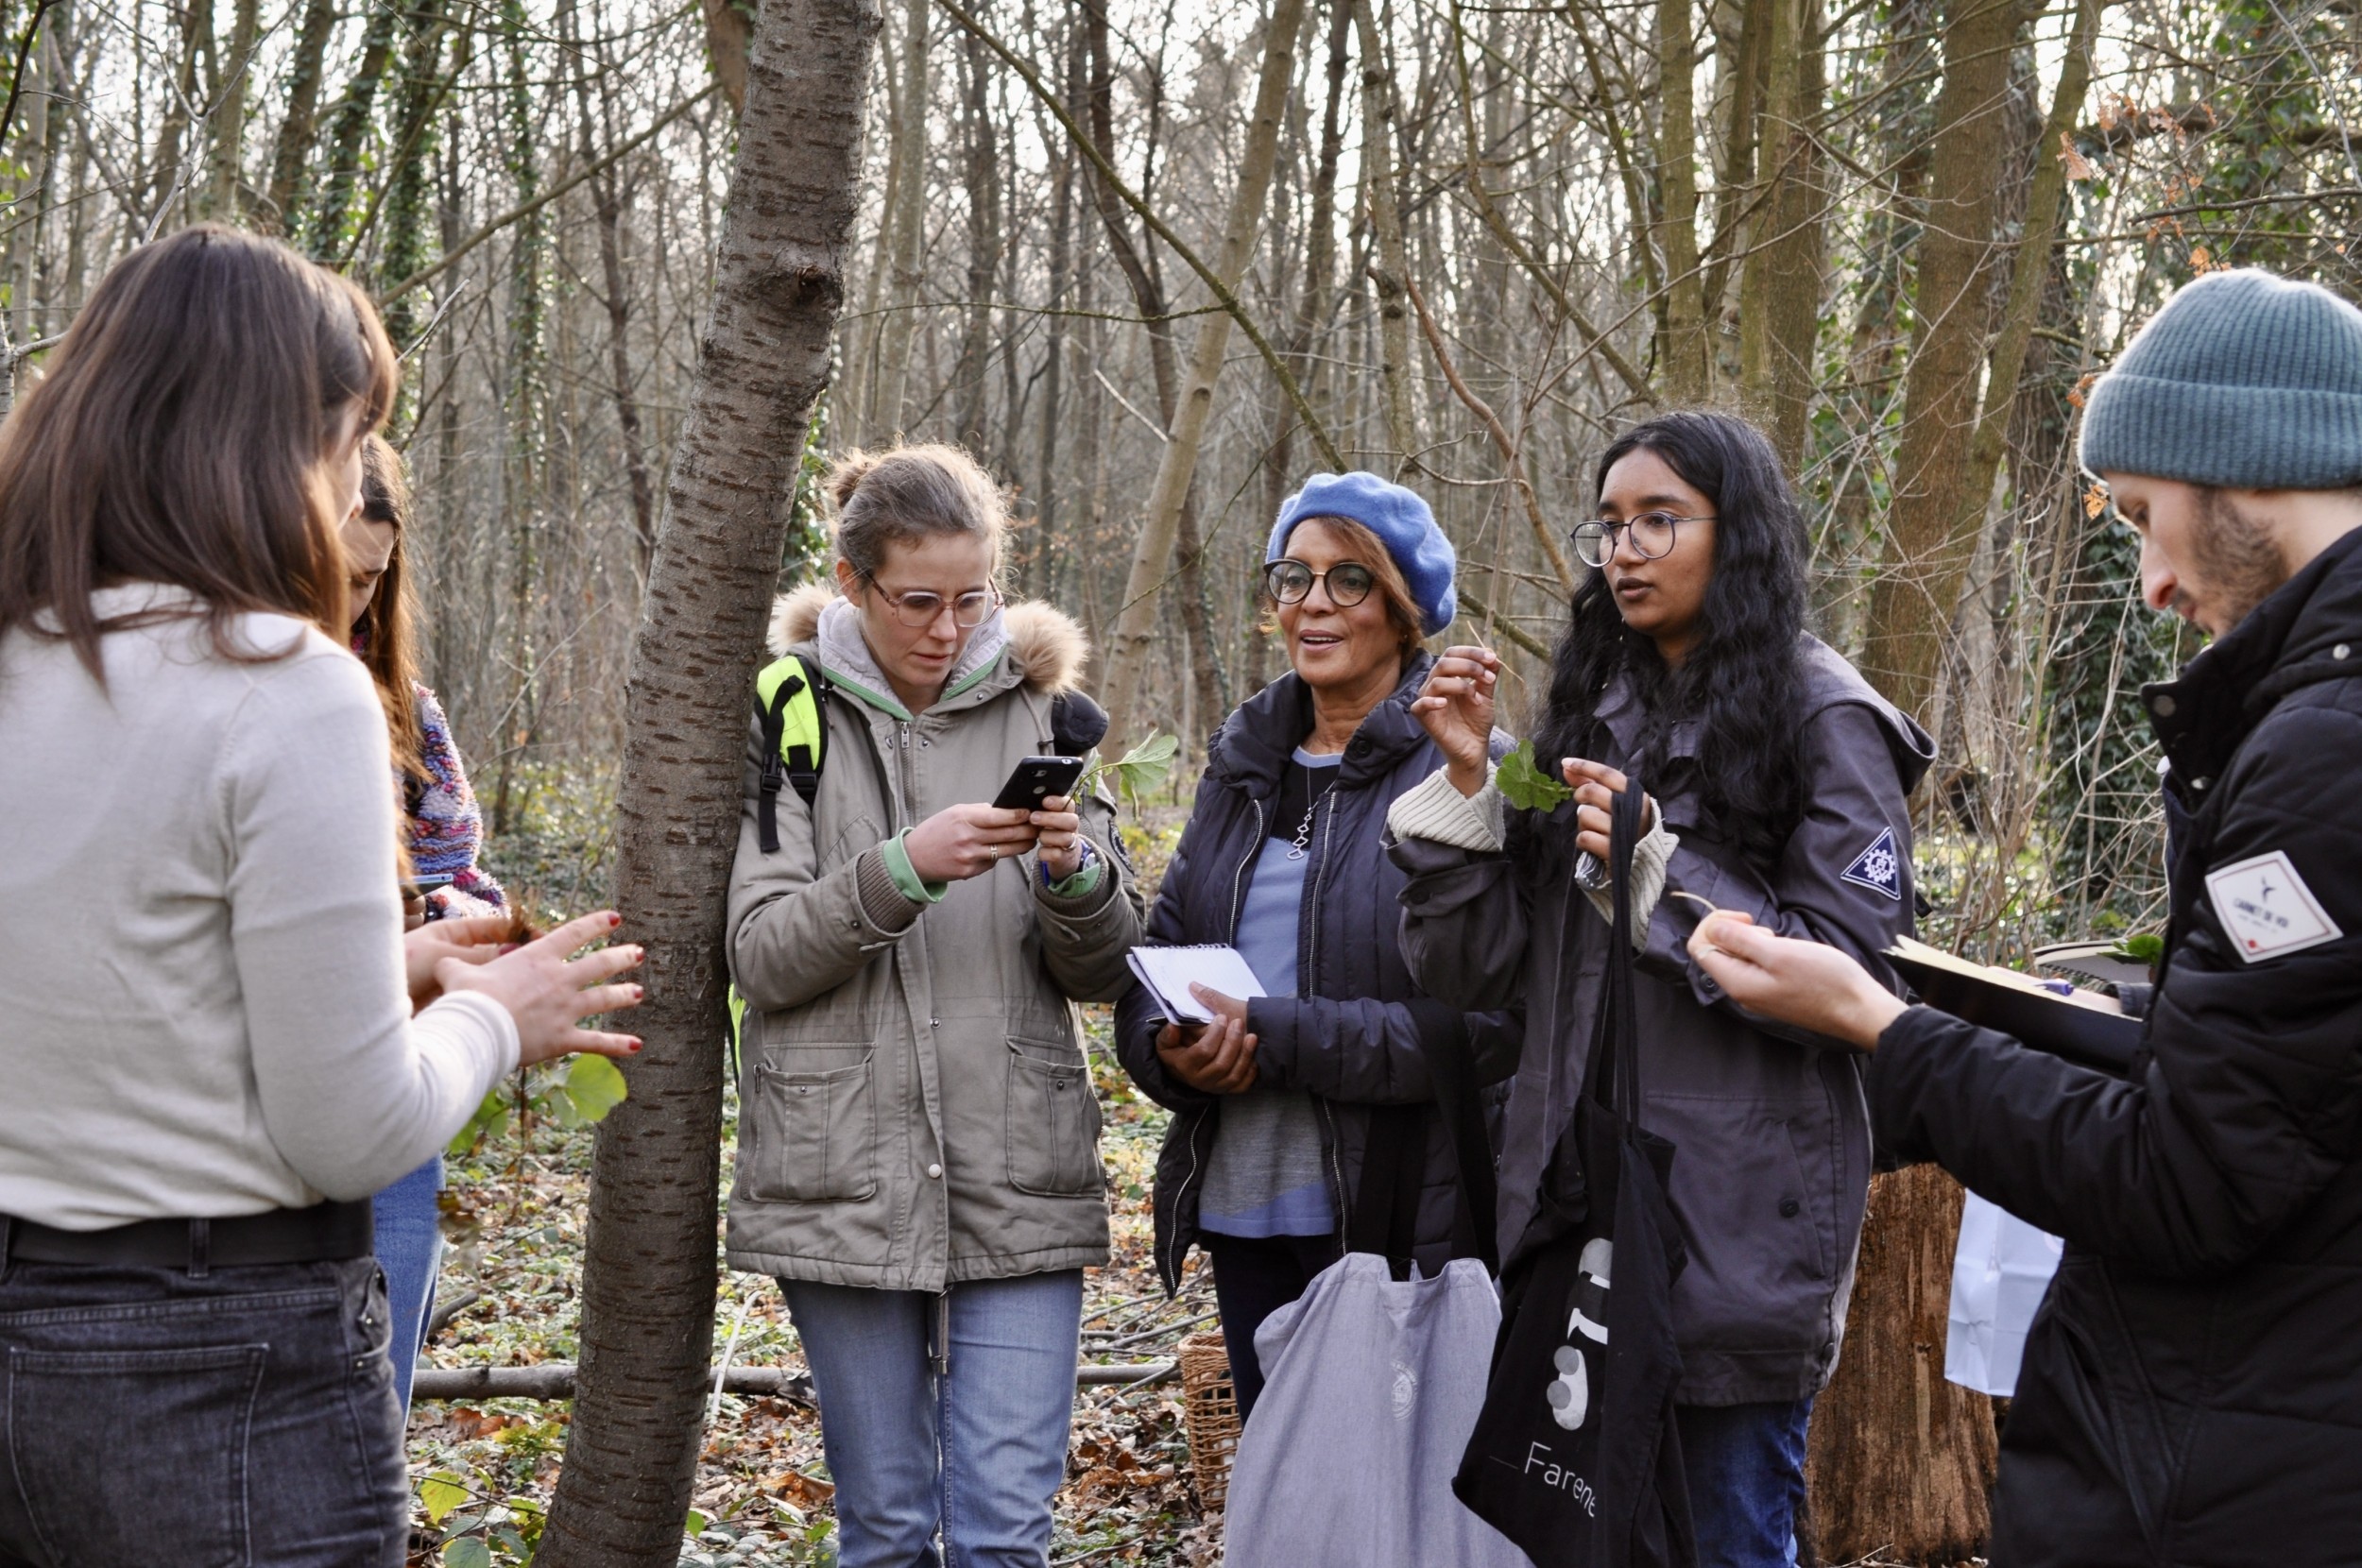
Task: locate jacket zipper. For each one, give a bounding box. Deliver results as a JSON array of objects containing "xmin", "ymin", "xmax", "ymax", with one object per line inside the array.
[
  {"xmin": 1163, "ymin": 795, "xmax": 1264, "ymax": 1292},
  {"xmin": 1304, "ymin": 791, "xmax": 1351, "ymax": 1231}
]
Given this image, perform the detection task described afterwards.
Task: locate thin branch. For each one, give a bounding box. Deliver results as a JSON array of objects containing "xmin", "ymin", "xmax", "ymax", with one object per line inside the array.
[
  {"xmin": 939, "ymin": 0, "xmax": 1344, "ymax": 470},
  {"xmin": 379, "ymin": 82, "xmax": 716, "ymax": 304},
  {"xmin": 1403, "ymin": 271, "xmax": 1577, "ymax": 592}
]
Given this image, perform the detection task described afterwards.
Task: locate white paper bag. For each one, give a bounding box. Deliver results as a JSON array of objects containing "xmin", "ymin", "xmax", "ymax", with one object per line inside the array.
[{"xmin": 1944, "ymin": 1191, "xmax": 2064, "ymax": 1396}]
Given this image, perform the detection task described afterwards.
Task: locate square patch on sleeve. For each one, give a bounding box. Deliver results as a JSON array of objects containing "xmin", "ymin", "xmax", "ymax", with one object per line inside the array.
[
  {"xmin": 2205, "ymin": 850, "xmax": 2343, "ymax": 963},
  {"xmin": 1840, "ymin": 827, "xmax": 1904, "ymax": 901}
]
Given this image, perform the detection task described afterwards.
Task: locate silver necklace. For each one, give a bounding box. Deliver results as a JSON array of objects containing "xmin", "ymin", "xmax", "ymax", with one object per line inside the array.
[{"xmin": 1287, "ymin": 781, "xmax": 1340, "ymax": 860}]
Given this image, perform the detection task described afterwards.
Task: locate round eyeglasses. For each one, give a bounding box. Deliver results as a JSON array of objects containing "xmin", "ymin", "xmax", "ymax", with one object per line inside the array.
[
  {"xmin": 864, "ymin": 579, "xmax": 1001, "ymax": 628},
  {"xmin": 1569, "ymin": 511, "xmax": 1713, "ymax": 569},
  {"xmin": 1263, "ymin": 558, "xmax": 1378, "ymax": 608}
]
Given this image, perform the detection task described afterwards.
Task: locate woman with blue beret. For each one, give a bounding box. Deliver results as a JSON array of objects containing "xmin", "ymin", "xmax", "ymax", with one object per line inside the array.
[{"xmin": 1114, "ymin": 472, "xmax": 1515, "ymax": 1417}]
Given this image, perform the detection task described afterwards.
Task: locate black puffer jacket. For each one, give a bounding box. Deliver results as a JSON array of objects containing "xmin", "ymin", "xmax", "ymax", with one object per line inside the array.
[
  {"xmin": 1114, "ymin": 656, "xmax": 1515, "ymax": 1292},
  {"xmin": 1870, "ymin": 527, "xmax": 2362, "ymax": 1567}
]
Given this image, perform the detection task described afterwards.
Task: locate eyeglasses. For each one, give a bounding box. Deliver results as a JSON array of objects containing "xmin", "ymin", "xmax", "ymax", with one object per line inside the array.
[
  {"xmin": 1263, "ymin": 558, "xmax": 1378, "ymax": 608},
  {"xmin": 864, "ymin": 579, "xmax": 1001, "ymax": 628},
  {"xmin": 1569, "ymin": 511, "xmax": 1713, "ymax": 569}
]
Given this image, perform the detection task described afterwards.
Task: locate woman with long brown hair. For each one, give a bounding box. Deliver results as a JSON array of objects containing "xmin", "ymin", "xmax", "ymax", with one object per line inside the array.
[
  {"xmin": 345, "ymin": 434, "xmax": 512, "ymax": 1413},
  {"xmin": 0, "ymin": 226, "xmax": 642, "ymax": 1566}
]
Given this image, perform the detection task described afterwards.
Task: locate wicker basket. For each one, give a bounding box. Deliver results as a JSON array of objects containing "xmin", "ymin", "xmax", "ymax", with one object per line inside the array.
[{"xmin": 1176, "ymin": 1330, "xmax": 1241, "ymax": 1512}]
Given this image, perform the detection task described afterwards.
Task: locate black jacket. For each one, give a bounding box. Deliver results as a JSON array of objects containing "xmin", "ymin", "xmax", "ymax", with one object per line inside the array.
[
  {"xmin": 1871, "ymin": 527, "xmax": 2362, "ymax": 1567},
  {"xmin": 1113, "ymin": 655, "xmax": 1515, "ymax": 1292},
  {"xmin": 1393, "ymin": 635, "xmax": 1935, "ymax": 1403}
]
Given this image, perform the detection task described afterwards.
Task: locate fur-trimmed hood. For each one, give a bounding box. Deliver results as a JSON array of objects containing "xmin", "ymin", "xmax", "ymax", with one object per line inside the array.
[{"xmin": 766, "ymin": 582, "xmax": 1090, "ymax": 696}]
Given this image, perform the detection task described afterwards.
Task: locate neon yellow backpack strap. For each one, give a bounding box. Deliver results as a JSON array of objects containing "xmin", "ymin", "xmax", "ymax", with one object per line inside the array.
[
  {"xmin": 727, "ymin": 985, "xmax": 749, "ymax": 1079},
  {"xmin": 753, "ymin": 654, "xmax": 830, "ymax": 854}
]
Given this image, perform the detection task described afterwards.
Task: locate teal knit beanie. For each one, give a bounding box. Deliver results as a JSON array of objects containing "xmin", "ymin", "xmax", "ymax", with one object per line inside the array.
[{"xmin": 2080, "ymin": 267, "xmax": 2362, "ymax": 489}]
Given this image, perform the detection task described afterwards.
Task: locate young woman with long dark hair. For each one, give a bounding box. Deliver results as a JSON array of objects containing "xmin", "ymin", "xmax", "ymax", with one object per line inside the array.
[
  {"xmin": 1388, "ymin": 411, "xmax": 1934, "ymax": 1567},
  {"xmin": 344, "ymin": 435, "xmax": 513, "ymax": 1415},
  {"xmin": 0, "ymin": 226, "xmax": 642, "ymax": 1566}
]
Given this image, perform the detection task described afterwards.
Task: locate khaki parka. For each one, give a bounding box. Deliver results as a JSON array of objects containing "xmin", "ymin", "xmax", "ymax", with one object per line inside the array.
[{"xmin": 725, "ymin": 585, "xmax": 1144, "ymax": 1290}]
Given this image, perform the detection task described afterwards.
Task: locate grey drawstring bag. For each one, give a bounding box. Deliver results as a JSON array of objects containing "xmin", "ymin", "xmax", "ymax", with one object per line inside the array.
[{"xmin": 1221, "ymin": 1253, "xmax": 1530, "ymax": 1568}]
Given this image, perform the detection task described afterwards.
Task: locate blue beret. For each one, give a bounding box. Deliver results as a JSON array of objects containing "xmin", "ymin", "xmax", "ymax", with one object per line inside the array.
[{"xmin": 1267, "ymin": 471, "xmax": 1456, "ymax": 636}]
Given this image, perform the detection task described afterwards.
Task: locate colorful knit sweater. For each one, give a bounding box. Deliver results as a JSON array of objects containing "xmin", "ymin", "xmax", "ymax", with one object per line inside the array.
[{"xmin": 404, "ymin": 684, "xmax": 506, "ymax": 918}]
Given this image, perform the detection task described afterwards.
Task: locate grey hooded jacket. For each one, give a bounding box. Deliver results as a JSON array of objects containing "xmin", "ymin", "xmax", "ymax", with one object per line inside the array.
[
  {"xmin": 725, "ymin": 585, "xmax": 1145, "ymax": 1290},
  {"xmin": 1390, "ymin": 635, "xmax": 1934, "ymax": 1404}
]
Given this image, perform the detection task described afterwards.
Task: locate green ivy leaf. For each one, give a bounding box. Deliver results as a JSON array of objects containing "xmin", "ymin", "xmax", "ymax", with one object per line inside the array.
[
  {"xmin": 441, "ymin": 1538, "xmax": 493, "ymax": 1568},
  {"xmin": 555, "ymin": 1053, "xmax": 629, "ymax": 1128},
  {"xmin": 419, "ymin": 1472, "xmax": 470, "ymax": 1526},
  {"xmin": 2108, "ymin": 931, "xmax": 2165, "ymax": 967},
  {"xmin": 1496, "ymin": 741, "xmax": 1573, "ymax": 812}
]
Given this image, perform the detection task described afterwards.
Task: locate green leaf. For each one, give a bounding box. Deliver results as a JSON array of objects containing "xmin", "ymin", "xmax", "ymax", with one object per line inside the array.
[
  {"xmin": 446, "ymin": 1089, "xmax": 510, "ymax": 1158},
  {"xmin": 2108, "ymin": 932, "xmax": 2165, "ymax": 966},
  {"xmin": 684, "ymin": 1509, "xmax": 708, "ymax": 1538},
  {"xmin": 1079, "ymin": 731, "xmax": 1181, "ymax": 812},
  {"xmin": 555, "ymin": 1053, "xmax": 628, "ymax": 1128},
  {"xmin": 419, "ymin": 1472, "xmax": 470, "ymax": 1525},
  {"xmin": 1496, "ymin": 741, "xmax": 1573, "ymax": 812},
  {"xmin": 441, "ymin": 1539, "xmax": 492, "ymax": 1568}
]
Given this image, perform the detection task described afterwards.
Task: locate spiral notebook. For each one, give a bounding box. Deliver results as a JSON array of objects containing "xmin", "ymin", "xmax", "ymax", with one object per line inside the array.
[{"xmin": 1125, "ymin": 945, "xmax": 1269, "ymax": 1026}]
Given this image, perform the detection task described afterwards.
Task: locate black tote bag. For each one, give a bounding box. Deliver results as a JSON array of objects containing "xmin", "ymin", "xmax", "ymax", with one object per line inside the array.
[{"xmin": 1453, "ymin": 781, "xmax": 1696, "ymax": 1568}]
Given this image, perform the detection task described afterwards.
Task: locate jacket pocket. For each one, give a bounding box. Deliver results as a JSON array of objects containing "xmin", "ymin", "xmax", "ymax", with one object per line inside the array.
[
  {"xmin": 1006, "ymin": 1039, "xmax": 1104, "ymax": 1197},
  {"xmin": 747, "ymin": 1056, "xmax": 880, "ymax": 1202}
]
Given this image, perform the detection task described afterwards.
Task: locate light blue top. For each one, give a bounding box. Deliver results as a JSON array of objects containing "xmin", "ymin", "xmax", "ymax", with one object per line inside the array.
[{"xmin": 1200, "ymin": 749, "xmax": 1342, "ymax": 1239}]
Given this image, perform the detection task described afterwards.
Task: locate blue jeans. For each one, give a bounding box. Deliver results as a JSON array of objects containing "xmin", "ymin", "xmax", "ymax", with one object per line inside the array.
[
  {"xmin": 782, "ymin": 1270, "xmax": 1084, "ymax": 1568},
  {"xmin": 1676, "ymin": 1398, "xmax": 1814, "ymax": 1568},
  {"xmin": 371, "ymin": 1155, "xmax": 444, "ymax": 1414},
  {"xmin": 0, "ymin": 1255, "xmax": 407, "ymax": 1567}
]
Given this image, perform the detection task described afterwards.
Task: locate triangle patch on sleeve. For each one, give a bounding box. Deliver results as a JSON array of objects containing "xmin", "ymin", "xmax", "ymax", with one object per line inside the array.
[{"xmin": 1840, "ymin": 827, "xmax": 1904, "ymax": 901}]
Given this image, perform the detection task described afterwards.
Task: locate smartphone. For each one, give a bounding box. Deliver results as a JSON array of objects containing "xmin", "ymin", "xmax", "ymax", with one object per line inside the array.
[
  {"xmin": 991, "ymin": 755, "xmax": 1087, "ymax": 811},
  {"xmin": 401, "ymin": 874, "xmax": 456, "ymax": 901}
]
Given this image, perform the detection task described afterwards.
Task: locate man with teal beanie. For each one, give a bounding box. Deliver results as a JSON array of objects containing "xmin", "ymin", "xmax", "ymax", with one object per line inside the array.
[{"xmin": 1680, "ymin": 266, "xmax": 2362, "ymax": 1566}]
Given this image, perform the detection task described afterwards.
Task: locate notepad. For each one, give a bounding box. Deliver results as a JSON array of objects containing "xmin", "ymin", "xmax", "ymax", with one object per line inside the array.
[
  {"xmin": 1125, "ymin": 945, "xmax": 1269, "ymax": 1025},
  {"xmin": 1885, "ymin": 935, "xmax": 2142, "ymax": 1077}
]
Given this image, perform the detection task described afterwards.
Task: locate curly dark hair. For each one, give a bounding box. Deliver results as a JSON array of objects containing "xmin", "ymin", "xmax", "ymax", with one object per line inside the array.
[{"xmin": 1526, "ymin": 410, "xmax": 1809, "ymax": 870}]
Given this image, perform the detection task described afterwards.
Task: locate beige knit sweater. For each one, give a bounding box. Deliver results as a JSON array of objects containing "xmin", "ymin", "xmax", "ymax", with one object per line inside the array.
[{"xmin": 0, "ymin": 586, "xmax": 518, "ymax": 1230}]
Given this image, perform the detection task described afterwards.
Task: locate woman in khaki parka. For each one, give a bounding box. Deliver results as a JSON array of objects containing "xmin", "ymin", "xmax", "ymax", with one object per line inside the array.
[{"xmin": 725, "ymin": 443, "xmax": 1143, "ymax": 1568}]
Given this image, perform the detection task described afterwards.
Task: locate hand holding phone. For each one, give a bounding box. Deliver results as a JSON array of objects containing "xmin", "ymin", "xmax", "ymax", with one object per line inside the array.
[{"xmin": 991, "ymin": 756, "xmax": 1087, "ymax": 810}]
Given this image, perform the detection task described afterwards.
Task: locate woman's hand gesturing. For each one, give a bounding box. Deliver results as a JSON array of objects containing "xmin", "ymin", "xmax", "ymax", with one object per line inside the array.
[
  {"xmin": 904, "ymin": 803, "xmax": 1040, "ymax": 882},
  {"xmin": 1410, "ymin": 644, "xmax": 1501, "ymax": 796},
  {"xmin": 436, "ymin": 910, "xmax": 645, "ymax": 1065}
]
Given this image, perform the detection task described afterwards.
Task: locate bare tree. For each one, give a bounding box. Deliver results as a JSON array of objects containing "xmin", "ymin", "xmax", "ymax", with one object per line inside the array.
[{"xmin": 533, "ymin": 0, "xmax": 881, "ymax": 1560}]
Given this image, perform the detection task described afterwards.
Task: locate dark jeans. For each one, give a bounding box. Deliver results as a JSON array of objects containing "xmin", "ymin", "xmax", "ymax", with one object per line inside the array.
[
  {"xmin": 1202, "ymin": 1230, "xmax": 1341, "ymax": 1420},
  {"xmin": 1675, "ymin": 1397, "xmax": 1814, "ymax": 1568},
  {"xmin": 0, "ymin": 1255, "xmax": 407, "ymax": 1568}
]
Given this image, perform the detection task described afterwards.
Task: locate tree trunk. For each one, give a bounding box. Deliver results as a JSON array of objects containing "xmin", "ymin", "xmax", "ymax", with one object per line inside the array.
[
  {"xmin": 1025, "ymin": 11, "xmax": 1078, "ymax": 598},
  {"xmin": 953, "ymin": 22, "xmax": 997, "ymax": 450},
  {"xmin": 1806, "ymin": 1166, "xmax": 1999, "ymax": 1563},
  {"xmin": 205, "ymin": 0, "xmax": 259, "ymax": 217},
  {"xmin": 871, "ymin": 0, "xmax": 932, "ymax": 435},
  {"xmin": 264, "ymin": 0, "xmax": 338, "ymax": 229},
  {"xmin": 1100, "ymin": 0, "xmax": 1310, "ymax": 746},
  {"xmin": 1736, "ymin": 0, "xmax": 1826, "ymax": 469},
  {"xmin": 1655, "ymin": 0, "xmax": 1708, "ymax": 402},
  {"xmin": 1857, "ymin": 0, "xmax": 2028, "ymax": 722},
  {"xmin": 1353, "ymin": 0, "xmax": 1417, "ymax": 469},
  {"xmin": 700, "ymin": 0, "xmax": 752, "ymax": 116},
  {"xmin": 302, "ymin": 1, "xmax": 401, "ymax": 257},
  {"xmin": 377, "ymin": 0, "xmax": 456, "ymax": 389},
  {"xmin": 532, "ymin": 0, "xmax": 880, "ymax": 1560},
  {"xmin": 575, "ymin": 3, "xmax": 659, "ymax": 565}
]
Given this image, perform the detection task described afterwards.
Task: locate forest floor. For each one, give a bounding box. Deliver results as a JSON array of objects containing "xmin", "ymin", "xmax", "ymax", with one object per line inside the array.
[
  {"xmin": 410, "ymin": 802, "xmax": 1216, "ymax": 1567},
  {"xmin": 404, "ymin": 1013, "xmax": 1222, "ymax": 1568}
]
